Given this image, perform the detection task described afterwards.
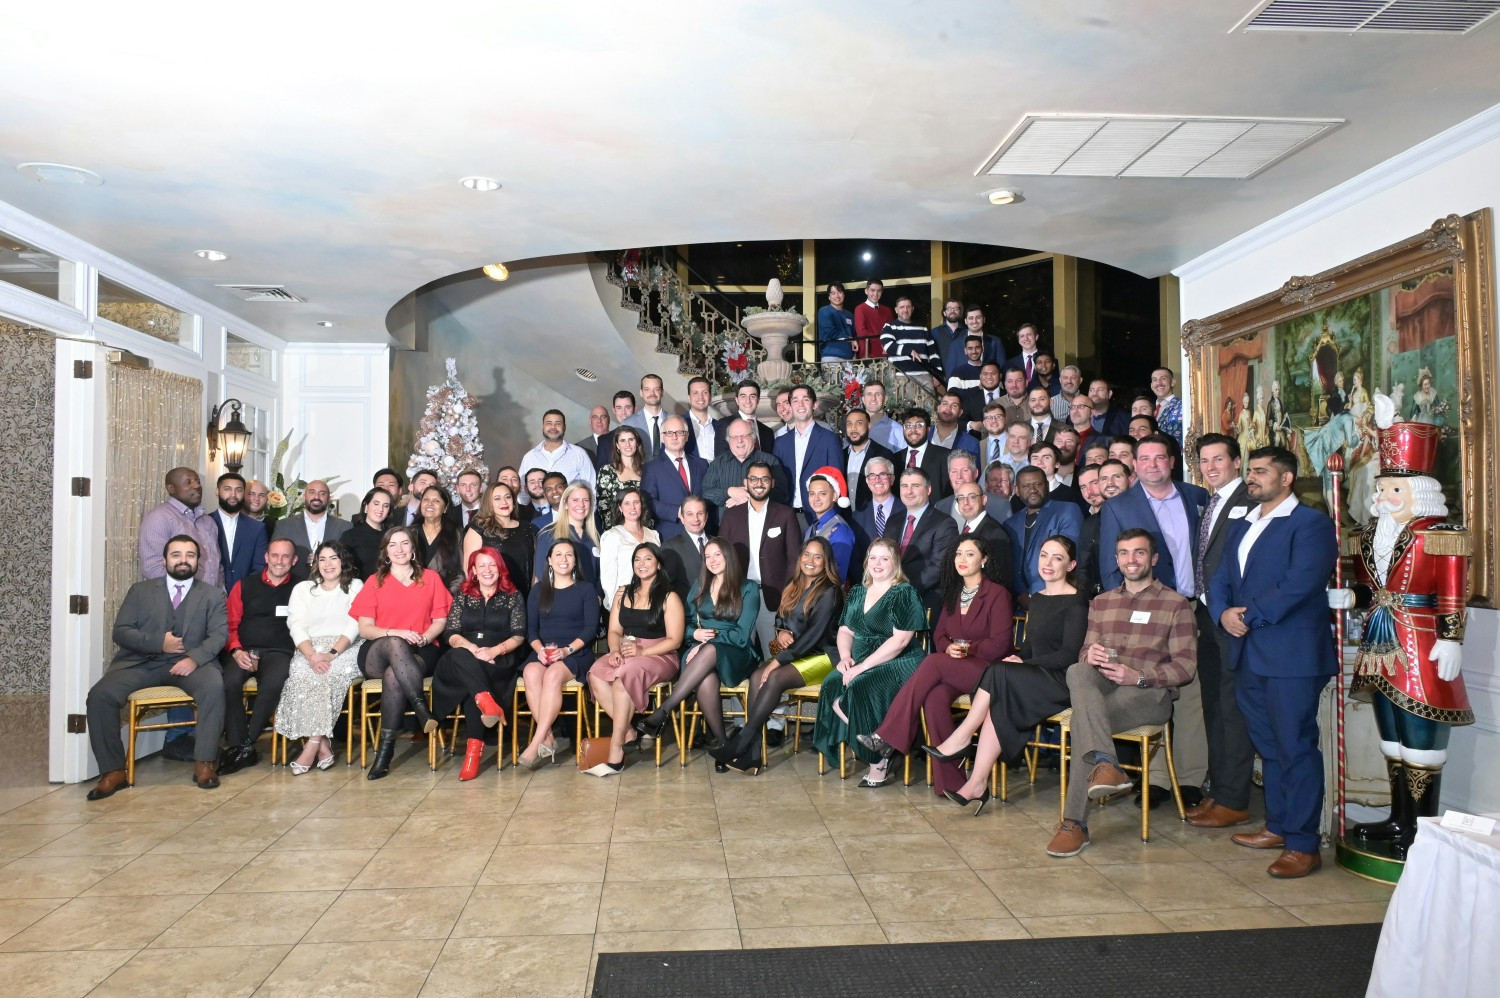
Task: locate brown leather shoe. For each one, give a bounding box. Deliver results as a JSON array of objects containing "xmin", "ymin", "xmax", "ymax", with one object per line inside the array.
[
  {"xmin": 86, "ymin": 770, "xmax": 130, "ymax": 801},
  {"xmin": 1183, "ymin": 796, "xmax": 1215, "ymax": 820},
  {"xmin": 1086, "ymin": 761, "xmax": 1133, "ymax": 801},
  {"xmin": 1231, "ymin": 827, "xmax": 1286, "ymax": 850},
  {"xmin": 1186, "ymin": 803, "xmax": 1252, "ymax": 828},
  {"xmin": 193, "ymin": 761, "xmax": 220, "ymax": 789},
  {"xmin": 1268, "ymin": 849, "xmax": 1321, "ymax": 878}
]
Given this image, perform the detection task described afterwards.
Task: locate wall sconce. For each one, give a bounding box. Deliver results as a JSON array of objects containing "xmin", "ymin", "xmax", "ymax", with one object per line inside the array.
[{"xmin": 208, "ymin": 398, "xmax": 251, "ymax": 473}]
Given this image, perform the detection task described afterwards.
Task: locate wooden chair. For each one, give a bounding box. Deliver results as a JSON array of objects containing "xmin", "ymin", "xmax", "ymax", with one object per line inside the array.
[
  {"xmin": 784, "ymin": 685, "xmax": 820, "ymax": 755},
  {"xmin": 1046, "ymin": 708, "xmax": 1186, "ymax": 841},
  {"xmin": 677, "ymin": 681, "xmax": 771, "ymax": 770},
  {"xmin": 126, "ymin": 686, "xmax": 197, "ymax": 787},
  {"xmin": 592, "ymin": 681, "xmax": 672, "ymax": 767},
  {"xmin": 357, "ymin": 677, "xmax": 434, "ymax": 768},
  {"xmin": 920, "ymin": 694, "xmax": 1004, "ymax": 799},
  {"xmin": 511, "ymin": 678, "xmax": 590, "ymax": 766},
  {"xmin": 268, "ymin": 682, "xmax": 361, "ymax": 766}
]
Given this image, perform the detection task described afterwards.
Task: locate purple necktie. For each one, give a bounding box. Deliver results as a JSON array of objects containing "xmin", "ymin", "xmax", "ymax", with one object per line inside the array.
[{"xmin": 171, "ymin": 583, "xmax": 185, "ymax": 609}]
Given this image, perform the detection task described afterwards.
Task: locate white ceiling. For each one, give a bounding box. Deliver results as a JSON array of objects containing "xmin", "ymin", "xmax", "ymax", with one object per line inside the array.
[{"xmin": 1, "ymin": 0, "xmax": 1499, "ymax": 345}]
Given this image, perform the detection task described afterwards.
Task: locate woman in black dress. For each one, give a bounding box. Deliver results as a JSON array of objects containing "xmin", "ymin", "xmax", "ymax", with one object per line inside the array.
[
  {"xmin": 414, "ymin": 485, "xmax": 463, "ymax": 588},
  {"xmin": 926, "ymin": 534, "xmax": 1088, "ymax": 810},
  {"xmin": 432, "ymin": 547, "xmax": 526, "ymax": 781},
  {"xmin": 461, "ymin": 481, "xmax": 537, "ymax": 596},
  {"xmin": 343, "ymin": 487, "xmax": 396, "ymax": 578}
]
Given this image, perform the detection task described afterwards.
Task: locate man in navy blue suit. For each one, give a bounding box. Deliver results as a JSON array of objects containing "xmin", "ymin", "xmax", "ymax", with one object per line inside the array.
[
  {"xmin": 1003, "ymin": 467, "xmax": 1084, "ymax": 600},
  {"xmin": 210, "ymin": 472, "xmax": 268, "ymax": 592},
  {"xmin": 1210, "ymin": 446, "xmax": 1337, "ymax": 880},
  {"xmin": 773, "ymin": 384, "xmax": 843, "ymax": 523},
  {"xmin": 1088, "ymin": 378, "xmax": 1131, "ymax": 438},
  {"xmin": 641, "ymin": 416, "xmax": 707, "ymax": 541},
  {"xmin": 1097, "ymin": 435, "xmax": 1207, "ymax": 597}
]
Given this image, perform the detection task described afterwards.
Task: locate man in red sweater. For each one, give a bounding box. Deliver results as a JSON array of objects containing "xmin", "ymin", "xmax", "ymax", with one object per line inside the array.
[{"xmin": 854, "ymin": 279, "xmax": 894, "ymax": 359}]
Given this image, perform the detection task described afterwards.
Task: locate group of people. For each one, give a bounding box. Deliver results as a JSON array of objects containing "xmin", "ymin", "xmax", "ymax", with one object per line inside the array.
[{"xmin": 84, "ymin": 305, "xmax": 1344, "ymax": 880}]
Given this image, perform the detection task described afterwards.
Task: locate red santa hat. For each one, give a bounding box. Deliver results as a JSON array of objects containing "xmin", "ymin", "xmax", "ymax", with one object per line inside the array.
[{"xmin": 808, "ymin": 466, "xmax": 850, "ymax": 508}]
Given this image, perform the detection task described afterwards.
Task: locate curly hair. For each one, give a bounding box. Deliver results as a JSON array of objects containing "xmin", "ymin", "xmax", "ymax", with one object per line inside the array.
[
  {"xmin": 311, "ymin": 540, "xmax": 357, "ymax": 593},
  {"xmin": 460, "ymin": 546, "xmax": 517, "ymax": 598},
  {"xmin": 938, "ymin": 535, "xmax": 1008, "ymax": 613}
]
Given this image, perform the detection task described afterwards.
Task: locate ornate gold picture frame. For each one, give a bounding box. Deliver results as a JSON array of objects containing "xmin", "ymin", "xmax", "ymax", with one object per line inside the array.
[{"xmin": 1183, "ymin": 210, "xmax": 1496, "ymax": 607}]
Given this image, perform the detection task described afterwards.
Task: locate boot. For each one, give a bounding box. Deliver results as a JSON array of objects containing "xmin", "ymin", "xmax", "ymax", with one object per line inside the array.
[
  {"xmin": 474, "ymin": 692, "xmax": 505, "ymax": 728},
  {"xmin": 393, "ymin": 673, "xmax": 439, "ymax": 734},
  {"xmin": 458, "ymin": 738, "xmax": 485, "ymax": 781},
  {"xmin": 367, "ymin": 729, "xmax": 400, "ymax": 780},
  {"xmin": 1393, "ymin": 764, "xmax": 1442, "ymax": 860},
  {"xmin": 1350, "ymin": 757, "xmax": 1410, "ymax": 843}
]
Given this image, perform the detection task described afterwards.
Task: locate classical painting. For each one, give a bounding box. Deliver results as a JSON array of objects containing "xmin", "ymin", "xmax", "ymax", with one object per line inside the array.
[{"xmin": 1184, "ymin": 211, "xmax": 1497, "ymax": 606}]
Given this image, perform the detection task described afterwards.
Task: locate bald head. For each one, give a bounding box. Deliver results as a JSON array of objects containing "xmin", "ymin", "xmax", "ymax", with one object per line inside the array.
[
  {"xmin": 164, "ymin": 467, "xmax": 202, "ymax": 508},
  {"xmin": 302, "ymin": 479, "xmax": 331, "ymax": 516},
  {"xmin": 725, "ymin": 418, "xmax": 758, "ymax": 459}
]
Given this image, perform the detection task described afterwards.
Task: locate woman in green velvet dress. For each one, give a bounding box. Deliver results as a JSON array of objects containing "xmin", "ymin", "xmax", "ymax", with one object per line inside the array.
[{"xmin": 813, "ymin": 538, "xmax": 926, "ymax": 776}]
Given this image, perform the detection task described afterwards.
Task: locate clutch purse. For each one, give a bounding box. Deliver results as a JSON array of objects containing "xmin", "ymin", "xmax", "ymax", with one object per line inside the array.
[{"xmin": 577, "ymin": 736, "xmax": 612, "ymax": 772}]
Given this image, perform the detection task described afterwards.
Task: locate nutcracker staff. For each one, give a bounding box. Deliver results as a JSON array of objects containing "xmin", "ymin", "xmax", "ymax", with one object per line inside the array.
[{"xmin": 1329, "ymin": 393, "xmax": 1472, "ymax": 863}]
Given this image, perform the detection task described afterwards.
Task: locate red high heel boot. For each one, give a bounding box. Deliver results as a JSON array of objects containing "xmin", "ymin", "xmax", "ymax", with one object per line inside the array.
[
  {"xmin": 458, "ymin": 738, "xmax": 485, "ymax": 781},
  {"xmin": 474, "ymin": 692, "xmax": 506, "ymax": 728}
]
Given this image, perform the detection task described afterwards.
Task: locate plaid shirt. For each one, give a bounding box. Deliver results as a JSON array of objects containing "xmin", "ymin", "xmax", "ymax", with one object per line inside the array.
[{"xmin": 1078, "ymin": 576, "xmax": 1197, "ymax": 691}]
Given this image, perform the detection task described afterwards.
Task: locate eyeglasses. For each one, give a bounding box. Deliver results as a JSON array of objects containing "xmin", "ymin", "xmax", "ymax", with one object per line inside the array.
[
  {"xmin": 746, "ymin": 476, "xmax": 772, "ymax": 484},
  {"xmin": 866, "ymin": 472, "xmax": 892, "ymax": 479},
  {"xmin": 902, "ymin": 421, "xmax": 928, "ymax": 430},
  {"xmin": 662, "ymin": 429, "xmax": 687, "ymax": 437},
  {"xmin": 955, "ymin": 493, "xmax": 983, "ymax": 502}
]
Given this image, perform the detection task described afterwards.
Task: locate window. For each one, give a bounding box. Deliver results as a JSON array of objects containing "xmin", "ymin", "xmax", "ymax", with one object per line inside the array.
[
  {"xmin": 815, "ymin": 239, "xmax": 930, "ymax": 283},
  {"xmin": 226, "ymin": 331, "xmax": 276, "ymax": 380},
  {"xmin": 97, "ymin": 276, "xmax": 195, "ymax": 349},
  {"xmin": 946, "ymin": 242, "xmax": 1042, "ymax": 273},
  {"xmin": 0, "ymin": 230, "xmax": 80, "ymax": 306},
  {"xmin": 237, "ymin": 401, "xmax": 274, "ymax": 484},
  {"xmin": 948, "ymin": 260, "xmax": 1054, "ymax": 348},
  {"xmin": 688, "ymin": 240, "xmax": 802, "ymax": 288}
]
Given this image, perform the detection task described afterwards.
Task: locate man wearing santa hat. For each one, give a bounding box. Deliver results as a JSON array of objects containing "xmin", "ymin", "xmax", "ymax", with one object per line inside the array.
[{"xmin": 803, "ymin": 466, "xmax": 856, "ymax": 583}]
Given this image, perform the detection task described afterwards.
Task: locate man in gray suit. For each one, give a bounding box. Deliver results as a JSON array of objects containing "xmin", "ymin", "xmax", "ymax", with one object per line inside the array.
[
  {"xmin": 86, "ymin": 534, "xmax": 229, "ymax": 798},
  {"xmin": 271, "ymin": 480, "xmax": 350, "ymax": 566}
]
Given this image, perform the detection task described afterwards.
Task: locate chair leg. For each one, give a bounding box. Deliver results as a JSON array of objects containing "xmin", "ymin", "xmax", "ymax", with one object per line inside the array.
[
  {"xmin": 1164, "ymin": 725, "xmax": 1185, "ymax": 820},
  {"xmin": 1058, "ymin": 724, "xmax": 1070, "ymax": 824},
  {"xmin": 345, "ymin": 687, "xmax": 356, "ymax": 766},
  {"xmin": 1139, "ymin": 735, "xmax": 1151, "ymax": 842},
  {"xmin": 126, "ymin": 706, "xmax": 138, "ymax": 788},
  {"xmin": 839, "ymin": 742, "xmax": 847, "ymax": 780},
  {"xmin": 919, "ymin": 708, "xmax": 930, "ymax": 788}
]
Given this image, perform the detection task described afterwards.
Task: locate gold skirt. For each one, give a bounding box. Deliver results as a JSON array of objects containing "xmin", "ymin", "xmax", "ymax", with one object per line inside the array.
[{"xmin": 792, "ymin": 653, "xmax": 833, "ymax": 685}]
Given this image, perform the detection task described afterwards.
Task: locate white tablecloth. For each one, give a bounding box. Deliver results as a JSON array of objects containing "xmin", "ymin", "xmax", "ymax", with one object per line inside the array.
[{"xmin": 1368, "ymin": 816, "xmax": 1500, "ymax": 997}]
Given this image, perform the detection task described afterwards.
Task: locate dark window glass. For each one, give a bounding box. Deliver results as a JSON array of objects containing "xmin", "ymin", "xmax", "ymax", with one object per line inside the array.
[
  {"xmin": 1092, "ymin": 264, "xmax": 1162, "ymax": 396},
  {"xmin": 948, "ymin": 260, "xmax": 1054, "ymax": 355},
  {"xmin": 814, "ymin": 239, "xmax": 930, "ymax": 283},
  {"xmin": 685, "ymin": 240, "xmax": 801, "ymax": 287},
  {"xmin": 946, "ymin": 242, "xmax": 1042, "ymax": 273}
]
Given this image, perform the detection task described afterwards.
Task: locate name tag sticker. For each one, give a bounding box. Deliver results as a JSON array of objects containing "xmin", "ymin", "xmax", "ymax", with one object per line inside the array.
[
  {"xmin": 1440, "ymin": 810, "xmax": 1497, "ymax": 835},
  {"xmin": 1130, "ymin": 610, "xmax": 1151, "ymax": 624},
  {"xmin": 1228, "ymin": 507, "xmax": 1248, "ymax": 519},
  {"xmin": 275, "ymin": 606, "xmax": 290, "ymax": 617},
  {"xmin": 767, "ymin": 527, "xmax": 782, "ymax": 538}
]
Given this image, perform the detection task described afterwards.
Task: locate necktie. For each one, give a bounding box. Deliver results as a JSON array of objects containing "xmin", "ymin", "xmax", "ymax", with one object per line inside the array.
[
  {"xmin": 990, "ymin": 439, "xmax": 1000, "ymax": 463},
  {"xmin": 1034, "ymin": 421, "xmax": 1043, "ymax": 439},
  {"xmin": 907, "ymin": 449, "xmax": 918, "ymax": 469},
  {"xmin": 651, "ymin": 416, "xmax": 660, "ymax": 455},
  {"xmin": 1195, "ymin": 491, "xmax": 1222, "ymax": 596},
  {"xmin": 676, "ymin": 457, "xmax": 690, "ymax": 490},
  {"xmin": 1025, "ymin": 355, "xmax": 1034, "ymax": 382},
  {"xmin": 987, "ymin": 390, "xmax": 997, "ymax": 404},
  {"xmin": 962, "ymin": 522, "xmax": 971, "ymax": 535},
  {"xmin": 698, "ymin": 535, "xmax": 706, "ymax": 555},
  {"xmin": 900, "ymin": 514, "xmax": 916, "ymax": 551},
  {"xmin": 874, "ymin": 502, "xmax": 887, "ymax": 537},
  {"xmin": 171, "ymin": 583, "xmax": 185, "ymax": 609}
]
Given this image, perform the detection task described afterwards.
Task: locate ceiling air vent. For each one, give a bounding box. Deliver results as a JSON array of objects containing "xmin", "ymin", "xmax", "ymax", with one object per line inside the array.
[
  {"xmin": 1237, "ymin": 1, "xmax": 1500, "ymax": 34},
  {"xmin": 215, "ymin": 284, "xmax": 305, "ymax": 303},
  {"xmin": 975, "ymin": 114, "xmax": 1344, "ymax": 180}
]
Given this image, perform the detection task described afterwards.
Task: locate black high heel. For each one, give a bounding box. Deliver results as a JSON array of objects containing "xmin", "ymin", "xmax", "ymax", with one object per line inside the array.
[
  {"xmin": 726, "ymin": 753, "xmax": 762, "ymax": 776},
  {"xmin": 944, "ymin": 788, "xmax": 992, "ymax": 816},
  {"xmin": 923, "ymin": 743, "xmax": 974, "ymax": 764}
]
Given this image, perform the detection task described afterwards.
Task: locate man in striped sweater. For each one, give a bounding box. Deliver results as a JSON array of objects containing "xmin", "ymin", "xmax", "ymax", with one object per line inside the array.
[{"xmin": 880, "ymin": 296, "xmax": 939, "ymax": 388}]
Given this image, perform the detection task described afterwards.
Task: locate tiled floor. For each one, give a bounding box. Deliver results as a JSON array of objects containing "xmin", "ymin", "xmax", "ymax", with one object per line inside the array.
[{"xmin": 0, "ymin": 740, "xmax": 1392, "ymax": 997}]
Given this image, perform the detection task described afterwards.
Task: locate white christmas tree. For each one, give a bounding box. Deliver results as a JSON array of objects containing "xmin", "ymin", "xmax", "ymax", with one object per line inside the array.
[{"xmin": 405, "ymin": 358, "xmax": 489, "ymax": 495}]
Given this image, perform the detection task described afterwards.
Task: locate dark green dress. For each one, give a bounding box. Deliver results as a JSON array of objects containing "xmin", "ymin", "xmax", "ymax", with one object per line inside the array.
[
  {"xmin": 813, "ymin": 582, "xmax": 926, "ymax": 766},
  {"xmin": 685, "ymin": 579, "xmax": 762, "ymax": 685}
]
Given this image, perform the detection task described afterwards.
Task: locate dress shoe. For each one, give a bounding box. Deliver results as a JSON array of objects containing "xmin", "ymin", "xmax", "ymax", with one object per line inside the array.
[
  {"xmin": 1185, "ymin": 803, "xmax": 1251, "ymax": 828},
  {"xmin": 474, "ymin": 692, "xmax": 506, "ymax": 728},
  {"xmin": 1268, "ymin": 849, "xmax": 1322, "ymax": 879},
  {"xmin": 764, "ymin": 728, "xmax": 785, "ymax": 749},
  {"xmin": 944, "ymin": 788, "xmax": 992, "ymax": 817},
  {"xmin": 922, "ymin": 742, "xmax": 974, "ymax": 764},
  {"xmin": 1178, "ymin": 785, "xmax": 1205, "ymax": 809},
  {"xmin": 1086, "ymin": 761, "xmax": 1133, "ymax": 800},
  {"xmin": 856, "ymin": 732, "xmax": 895, "ymax": 759},
  {"xmin": 87, "ymin": 770, "xmax": 130, "ymax": 801},
  {"xmin": 1135, "ymin": 784, "xmax": 1171, "ymax": 810},
  {"xmin": 160, "ymin": 736, "xmax": 195, "ymax": 762},
  {"xmin": 218, "ymin": 744, "xmax": 258, "ymax": 776},
  {"xmin": 367, "ymin": 729, "xmax": 400, "ymax": 780},
  {"xmin": 458, "ymin": 738, "xmax": 485, "ymax": 782},
  {"xmin": 1231, "ymin": 827, "xmax": 1286, "ymax": 850},
  {"xmin": 193, "ymin": 761, "xmax": 220, "ymax": 789},
  {"xmin": 1046, "ymin": 819, "xmax": 1090, "ymax": 858},
  {"xmin": 1184, "ymin": 796, "xmax": 1216, "ymax": 820}
]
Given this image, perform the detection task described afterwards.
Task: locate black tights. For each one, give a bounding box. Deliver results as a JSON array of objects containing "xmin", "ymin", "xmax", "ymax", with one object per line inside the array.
[
  {"xmin": 362, "ymin": 636, "xmax": 431, "ymax": 730},
  {"xmin": 649, "ymin": 645, "xmax": 724, "ymax": 741},
  {"xmin": 726, "ymin": 660, "xmax": 804, "ymax": 762}
]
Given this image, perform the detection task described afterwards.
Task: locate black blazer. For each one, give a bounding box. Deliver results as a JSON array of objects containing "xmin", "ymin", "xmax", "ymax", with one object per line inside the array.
[
  {"xmin": 1075, "ymin": 510, "xmax": 1104, "ymax": 598},
  {"xmin": 1201, "ymin": 481, "xmax": 1255, "ymax": 594},
  {"xmin": 957, "ymin": 514, "xmax": 1016, "ymax": 596},
  {"xmin": 659, "ymin": 531, "xmax": 705, "ymax": 602},
  {"xmin": 892, "ymin": 444, "xmax": 954, "ymax": 501},
  {"xmin": 714, "ymin": 415, "xmax": 775, "ymax": 456},
  {"xmin": 846, "ymin": 440, "xmax": 896, "ymax": 511},
  {"xmin": 881, "ymin": 506, "xmax": 959, "ymax": 608}
]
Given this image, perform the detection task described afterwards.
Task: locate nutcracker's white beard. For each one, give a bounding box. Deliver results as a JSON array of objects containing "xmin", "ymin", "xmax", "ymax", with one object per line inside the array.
[{"xmin": 1373, "ymin": 512, "xmax": 1402, "ymax": 582}]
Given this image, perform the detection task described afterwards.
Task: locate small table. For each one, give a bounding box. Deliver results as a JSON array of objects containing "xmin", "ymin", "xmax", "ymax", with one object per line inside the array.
[{"xmin": 1368, "ymin": 816, "xmax": 1500, "ymax": 997}]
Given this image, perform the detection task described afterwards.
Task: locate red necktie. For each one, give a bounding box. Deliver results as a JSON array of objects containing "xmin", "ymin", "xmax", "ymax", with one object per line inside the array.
[
  {"xmin": 677, "ymin": 457, "xmax": 690, "ymax": 490},
  {"xmin": 962, "ymin": 522, "xmax": 971, "ymax": 535},
  {"xmin": 907, "ymin": 449, "xmax": 917, "ymax": 469},
  {"xmin": 900, "ymin": 514, "xmax": 916, "ymax": 551}
]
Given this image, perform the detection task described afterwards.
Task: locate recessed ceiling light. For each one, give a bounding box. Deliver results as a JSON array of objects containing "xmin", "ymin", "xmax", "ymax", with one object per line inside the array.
[
  {"xmin": 460, "ymin": 176, "xmax": 502, "ymax": 192},
  {"xmin": 987, "ymin": 189, "xmax": 1024, "ymax": 205},
  {"xmin": 482, "ymin": 262, "xmax": 510, "ymax": 281},
  {"xmin": 194, "ymin": 249, "xmax": 229, "ymax": 262},
  {"xmin": 315, "ymin": 320, "xmax": 336, "ymax": 327},
  {"xmin": 17, "ymin": 162, "xmax": 104, "ymax": 186}
]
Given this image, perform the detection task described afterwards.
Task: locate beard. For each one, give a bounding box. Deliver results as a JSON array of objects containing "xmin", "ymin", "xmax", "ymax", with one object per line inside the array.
[
  {"xmin": 218, "ymin": 496, "xmax": 243, "ymax": 514},
  {"xmin": 304, "ymin": 497, "xmax": 327, "ymax": 514},
  {"xmin": 1372, "ymin": 510, "xmax": 1403, "ymax": 580},
  {"xmin": 166, "ymin": 562, "xmax": 196, "ymax": 581}
]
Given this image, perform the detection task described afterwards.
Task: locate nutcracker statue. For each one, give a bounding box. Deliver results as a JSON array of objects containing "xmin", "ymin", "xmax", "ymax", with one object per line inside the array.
[{"xmin": 1331, "ymin": 393, "xmax": 1471, "ymax": 879}]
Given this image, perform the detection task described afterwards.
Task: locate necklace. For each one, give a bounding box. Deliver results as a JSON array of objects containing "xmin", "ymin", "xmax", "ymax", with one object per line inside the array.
[{"xmin": 959, "ymin": 584, "xmax": 980, "ymax": 610}]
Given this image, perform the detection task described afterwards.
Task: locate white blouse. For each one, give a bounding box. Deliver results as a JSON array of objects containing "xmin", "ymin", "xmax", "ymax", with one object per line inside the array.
[
  {"xmin": 599, "ymin": 524, "xmax": 661, "ymax": 609},
  {"xmin": 287, "ymin": 577, "xmax": 364, "ymax": 646}
]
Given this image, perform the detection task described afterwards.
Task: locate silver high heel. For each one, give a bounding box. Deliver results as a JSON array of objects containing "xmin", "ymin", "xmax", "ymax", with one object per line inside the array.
[{"xmin": 289, "ymin": 759, "xmax": 312, "ymax": 775}]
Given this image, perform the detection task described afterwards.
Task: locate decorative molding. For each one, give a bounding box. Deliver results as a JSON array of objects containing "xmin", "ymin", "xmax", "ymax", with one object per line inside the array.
[
  {"xmin": 1278, "ymin": 276, "xmax": 1337, "ymax": 305},
  {"xmin": 1174, "ymin": 102, "xmax": 1500, "ymax": 282}
]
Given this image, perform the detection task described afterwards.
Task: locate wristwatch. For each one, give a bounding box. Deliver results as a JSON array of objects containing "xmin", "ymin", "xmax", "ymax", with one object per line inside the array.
[{"xmin": 1135, "ymin": 670, "xmax": 1149, "ymax": 689}]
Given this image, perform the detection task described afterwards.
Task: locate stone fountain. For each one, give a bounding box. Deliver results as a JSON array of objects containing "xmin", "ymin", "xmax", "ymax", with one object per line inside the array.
[{"xmin": 740, "ymin": 279, "xmax": 807, "ymax": 384}]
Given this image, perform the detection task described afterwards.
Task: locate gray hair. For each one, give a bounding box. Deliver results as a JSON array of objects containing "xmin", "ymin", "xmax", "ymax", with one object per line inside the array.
[
  {"xmin": 946, "ymin": 450, "xmax": 978, "ymax": 471},
  {"xmin": 865, "ymin": 456, "xmax": 895, "ymax": 477}
]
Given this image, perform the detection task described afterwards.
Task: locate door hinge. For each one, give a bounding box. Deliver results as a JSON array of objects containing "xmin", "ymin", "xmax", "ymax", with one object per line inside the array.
[
  {"xmin": 73, "ymin": 359, "xmax": 93, "ymax": 379},
  {"xmin": 67, "ymin": 714, "xmax": 87, "ymax": 733},
  {"xmin": 71, "ymin": 477, "xmax": 91, "ymax": 497},
  {"xmin": 68, "ymin": 595, "xmax": 89, "ymax": 614}
]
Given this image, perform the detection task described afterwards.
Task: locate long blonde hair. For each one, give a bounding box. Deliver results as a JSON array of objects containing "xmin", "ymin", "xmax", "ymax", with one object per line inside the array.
[
  {"xmin": 860, "ymin": 538, "xmax": 909, "ymax": 589},
  {"xmin": 545, "ymin": 482, "xmax": 600, "ymax": 547}
]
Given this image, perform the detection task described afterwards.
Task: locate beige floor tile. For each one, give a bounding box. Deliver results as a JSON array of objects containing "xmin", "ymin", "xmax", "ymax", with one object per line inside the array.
[
  {"xmin": 0, "ymin": 949, "xmax": 136, "ymax": 997},
  {"xmin": 740, "ymin": 922, "xmax": 887, "ymax": 948},
  {"xmin": 0, "ymin": 897, "xmax": 68, "ymax": 944},
  {"xmin": 817, "ymin": 802, "xmax": 935, "ymax": 838},
  {"xmin": 0, "ymin": 792, "xmax": 128, "ymax": 824},
  {"xmin": 266, "ymin": 815, "xmax": 404, "ymax": 851},
  {"xmin": 1021, "ymin": 911, "xmax": 1171, "ymax": 937},
  {"xmin": 257, "ymin": 939, "xmax": 442, "ymax": 997},
  {"xmin": 599, "ymin": 878, "xmax": 737, "ymax": 932},
  {"xmin": 592, "ymin": 927, "xmax": 741, "ymax": 954},
  {"xmin": 82, "ymin": 851, "xmax": 249, "ymax": 896},
  {"xmin": 730, "ymin": 873, "xmax": 874, "ymax": 929},
  {"xmin": 91, "ymin": 943, "xmax": 292, "ymax": 997},
  {"xmin": 1077, "ymin": 833, "xmax": 1205, "ymax": 866},
  {"xmin": 206, "ymin": 796, "xmax": 323, "ymax": 823},
  {"xmin": 149, "ymin": 889, "xmax": 340, "ymax": 948},
  {"xmin": 422, "ymin": 935, "xmax": 593, "ymax": 998},
  {"xmin": 481, "ymin": 843, "xmax": 609, "ymax": 885},
  {"xmin": 855, "ymin": 869, "xmax": 1011, "ymax": 923},
  {"xmin": 978, "ymin": 865, "xmax": 1142, "ymax": 919},
  {"xmin": 1215, "ymin": 858, "xmax": 1396, "ymax": 906},
  {"xmin": 1286, "ymin": 900, "xmax": 1392, "ymax": 925},
  {"xmin": 0, "ymin": 786, "xmax": 59, "ymax": 814},
  {"xmin": 607, "ymin": 840, "xmax": 726, "ymax": 881},
  {"xmin": 1154, "ymin": 906, "xmax": 1306, "ymax": 932},
  {"xmin": 881, "ymin": 917, "xmax": 1031, "ymax": 943},
  {"xmin": 512, "ymin": 781, "xmax": 621, "ymax": 814},
  {"xmin": 303, "ymin": 885, "xmax": 470, "ymax": 942},
  {"xmin": 31, "ymin": 819, "xmax": 190, "ymax": 857},
  {"xmin": 610, "ymin": 804, "xmax": 721, "ymax": 843},
  {"xmin": 382, "ymin": 822, "xmax": 506, "ymax": 854},
  {"xmin": 454, "ymin": 882, "xmax": 602, "ymax": 936},
  {"xmin": 397, "ymin": 810, "xmax": 513, "ymax": 837},
  {"xmin": 1171, "ymin": 827, "xmax": 1285, "ymax": 862},
  {"xmin": 715, "ymin": 804, "xmax": 824, "ymax": 840},
  {"xmin": 349, "ymin": 845, "xmax": 493, "ymax": 889},
  {"xmin": 723, "ymin": 834, "xmax": 849, "ymax": 878},
  {"xmin": 1096, "ymin": 860, "xmax": 1274, "ymax": 911},
  {"xmin": 0, "ymin": 821, "xmax": 85, "ymax": 858},
  {"xmin": 216, "ymin": 848, "xmax": 376, "ymax": 893},
  {"xmin": 614, "ymin": 780, "xmax": 717, "ymax": 808},
  {"xmin": 306, "ymin": 790, "xmax": 429, "ymax": 819},
  {"xmin": 0, "ymin": 855, "xmax": 134, "ymax": 899},
  {"xmin": 148, "ymin": 816, "xmax": 298, "ymax": 854},
  {"xmin": 941, "ymin": 828, "xmax": 1060, "ymax": 870},
  {"xmin": 90, "ymin": 790, "xmax": 231, "ymax": 824},
  {"xmin": 499, "ymin": 809, "xmax": 613, "ymax": 845},
  {"xmin": 836, "ymin": 833, "xmax": 967, "ymax": 875},
  {"xmin": 0, "ymin": 893, "xmax": 203, "ymax": 951}
]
